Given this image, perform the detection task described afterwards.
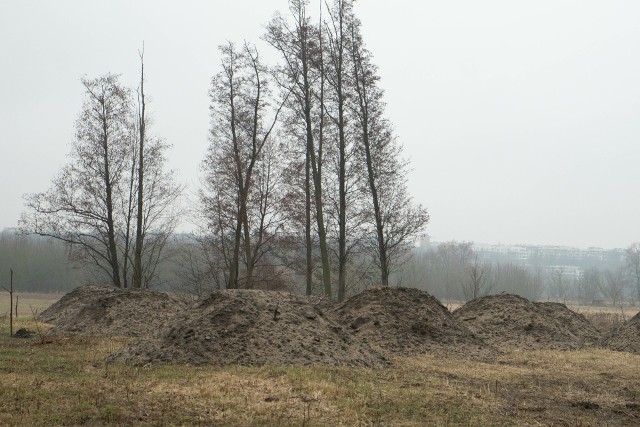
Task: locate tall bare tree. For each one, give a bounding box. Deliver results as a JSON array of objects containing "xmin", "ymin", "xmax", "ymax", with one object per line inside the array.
[
  {"xmin": 202, "ymin": 42, "xmax": 286, "ymax": 289},
  {"xmin": 22, "ymin": 75, "xmax": 131, "ymax": 287},
  {"xmin": 603, "ymin": 267, "xmax": 628, "ymax": 307},
  {"xmin": 348, "ymin": 15, "xmax": 429, "ymax": 286},
  {"xmin": 265, "ymin": 0, "xmax": 332, "ymax": 297},
  {"xmin": 22, "ymin": 73, "xmax": 181, "ymax": 289},
  {"xmin": 462, "ymin": 254, "xmax": 491, "ymax": 301},
  {"xmin": 580, "ymin": 267, "xmax": 603, "ymax": 305},
  {"xmin": 132, "ymin": 46, "xmax": 146, "ymax": 289},
  {"xmin": 322, "ymin": 0, "xmax": 354, "ymax": 301}
]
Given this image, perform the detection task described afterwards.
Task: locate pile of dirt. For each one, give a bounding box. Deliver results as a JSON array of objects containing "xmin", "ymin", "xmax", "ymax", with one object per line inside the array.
[
  {"xmin": 38, "ymin": 285, "xmax": 118, "ymax": 325},
  {"xmin": 536, "ymin": 302, "xmax": 601, "ymax": 344},
  {"xmin": 601, "ymin": 311, "xmax": 640, "ymax": 354},
  {"xmin": 453, "ymin": 294, "xmax": 601, "ymax": 351},
  {"xmin": 39, "ymin": 285, "xmax": 187, "ymax": 338},
  {"xmin": 109, "ymin": 289, "xmax": 389, "ymax": 368},
  {"xmin": 329, "ymin": 287, "xmax": 496, "ymax": 359}
]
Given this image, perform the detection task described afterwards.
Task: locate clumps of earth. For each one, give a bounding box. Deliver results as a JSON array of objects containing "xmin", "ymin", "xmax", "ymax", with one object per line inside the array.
[
  {"xmin": 452, "ymin": 294, "xmax": 601, "ymax": 351},
  {"xmin": 39, "ymin": 285, "xmax": 188, "ymax": 338},
  {"xmin": 600, "ymin": 311, "xmax": 640, "ymax": 355},
  {"xmin": 39, "ymin": 285, "xmax": 640, "ymax": 367}
]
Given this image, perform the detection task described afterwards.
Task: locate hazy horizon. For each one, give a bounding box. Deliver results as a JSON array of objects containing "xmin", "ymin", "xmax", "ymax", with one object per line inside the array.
[{"xmin": 2, "ymin": 1, "xmax": 639, "ymax": 249}]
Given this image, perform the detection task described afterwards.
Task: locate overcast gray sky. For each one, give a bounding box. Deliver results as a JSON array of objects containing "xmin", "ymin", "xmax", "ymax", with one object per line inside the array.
[{"xmin": 1, "ymin": 1, "xmax": 639, "ymax": 249}]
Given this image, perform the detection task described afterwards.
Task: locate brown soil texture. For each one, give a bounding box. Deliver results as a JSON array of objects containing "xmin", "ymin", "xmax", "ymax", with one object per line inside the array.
[
  {"xmin": 109, "ymin": 289, "xmax": 389, "ymax": 368},
  {"xmin": 39, "ymin": 285, "xmax": 187, "ymax": 338},
  {"xmin": 38, "ymin": 285, "xmax": 117, "ymax": 325},
  {"xmin": 329, "ymin": 287, "xmax": 497, "ymax": 360},
  {"xmin": 453, "ymin": 294, "xmax": 601, "ymax": 351},
  {"xmin": 601, "ymin": 311, "xmax": 640, "ymax": 354}
]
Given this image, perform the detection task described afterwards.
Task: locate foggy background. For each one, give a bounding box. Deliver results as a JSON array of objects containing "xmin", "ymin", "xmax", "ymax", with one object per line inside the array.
[{"xmin": 2, "ymin": 0, "xmax": 639, "ymax": 249}]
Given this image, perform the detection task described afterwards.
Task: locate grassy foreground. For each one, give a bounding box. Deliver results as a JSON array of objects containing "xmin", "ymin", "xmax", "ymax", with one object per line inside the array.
[{"xmin": 0, "ymin": 317, "xmax": 638, "ymax": 426}]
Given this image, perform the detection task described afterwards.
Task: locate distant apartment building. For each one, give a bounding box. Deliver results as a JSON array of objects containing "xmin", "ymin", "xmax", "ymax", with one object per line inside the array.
[{"xmin": 472, "ymin": 243, "xmax": 529, "ymax": 262}]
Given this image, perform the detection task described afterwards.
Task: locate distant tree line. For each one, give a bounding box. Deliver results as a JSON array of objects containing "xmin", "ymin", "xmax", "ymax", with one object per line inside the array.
[
  {"xmin": 5, "ymin": 227, "xmax": 640, "ymax": 310},
  {"xmin": 399, "ymin": 240, "xmax": 639, "ymax": 306},
  {"xmin": 0, "ymin": 230, "xmax": 86, "ymax": 292}
]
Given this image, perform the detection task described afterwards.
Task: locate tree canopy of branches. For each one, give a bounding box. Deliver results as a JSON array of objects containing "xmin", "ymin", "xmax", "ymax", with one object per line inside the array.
[
  {"xmin": 257, "ymin": 0, "xmax": 428, "ymax": 300},
  {"xmin": 21, "ymin": 72, "xmax": 181, "ymax": 289},
  {"xmin": 201, "ymin": 42, "xmax": 288, "ymax": 290},
  {"xmin": 265, "ymin": 0, "xmax": 332, "ymax": 297}
]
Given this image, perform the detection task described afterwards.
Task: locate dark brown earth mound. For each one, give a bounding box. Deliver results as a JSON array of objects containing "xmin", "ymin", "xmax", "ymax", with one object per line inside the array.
[
  {"xmin": 329, "ymin": 287, "xmax": 497, "ymax": 359},
  {"xmin": 535, "ymin": 302, "xmax": 601, "ymax": 344},
  {"xmin": 601, "ymin": 311, "xmax": 640, "ymax": 354},
  {"xmin": 38, "ymin": 285, "xmax": 118, "ymax": 325},
  {"xmin": 109, "ymin": 289, "xmax": 389, "ymax": 368},
  {"xmin": 453, "ymin": 294, "xmax": 601, "ymax": 351},
  {"xmin": 40, "ymin": 285, "xmax": 187, "ymax": 338}
]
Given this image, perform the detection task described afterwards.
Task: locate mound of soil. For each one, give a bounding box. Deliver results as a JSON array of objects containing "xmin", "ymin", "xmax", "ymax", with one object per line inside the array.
[
  {"xmin": 536, "ymin": 302, "xmax": 601, "ymax": 344},
  {"xmin": 329, "ymin": 287, "xmax": 496, "ymax": 359},
  {"xmin": 40, "ymin": 285, "xmax": 187, "ymax": 338},
  {"xmin": 453, "ymin": 294, "xmax": 601, "ymax": 351},
  {"xmin": 38, "ymin": 285, "xmax": 118, "ymax": 325},
  {"xmin": 601, "ymin": 311, "xmax": 640, "ymax": 354},
  {"xmin": 109, "ymin": 289, "xmax": 389, "ymax": 368}
]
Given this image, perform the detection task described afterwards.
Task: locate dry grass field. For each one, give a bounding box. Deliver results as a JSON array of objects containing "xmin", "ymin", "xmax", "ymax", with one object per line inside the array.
[
  {"xmin": 0, "ymin": 292, "xmax": 61, "ymax": 321},
  {"xmin": 568, "ymin": 304, "xmax": 639, "ymax": 333},
  {"xmin": 1, "ymin": 293, "xmax": 639, "ymax": 425}
]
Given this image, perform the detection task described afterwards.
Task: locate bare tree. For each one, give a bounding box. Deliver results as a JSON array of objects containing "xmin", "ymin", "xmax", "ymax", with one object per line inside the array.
[
  {"xmin": 550, "ymin": 267, "xmax": 567, "ymax": 302},
  {"xmin": 132, "ymin": 46, "xmax": 146, "ymax": 289},
  {"xmin": 462, "ymin": 254, "xmax": 491, "ymax": 301},
  {"xmin": 202, "ymin": 42, "xmax": 286, "ymax": 290},
  {"xmin": 264, "ymin": 0, "xmax": 332, "ymax": 296},
  {"xmin": 603, "ymin": 267, "xmax": 628, "ymax": 307},
  {"xmin": 625, "ymin": 243, "xmax": 640, "ymax": 302},
  {"xmin": 22, "ymin": 75, "xmax": 131, "ymax": 287},
  {"xmin": 491, "ymin": 263, "xmax": 537, "ymax": 300},
  {"xmin": 431, "ymin": 241, "xmax": 474, "ymax": 300},
  {"xmin": 580, "ymin": 267, "xmax": 603, "ymax": 305},
  {"xmin": 135, "ymin": 137, "xmax": 182, "ymax": 288},
  {"xmin": 22, "ymin": 73, "xmax": 181, "ymax": 289},
  {"xmin": 349, "ymin": 22, "xmax": 430, "ymax": 286},
  {"xmin": 324, "ymin": 0, "xmax": 353, "ymax": 302}
]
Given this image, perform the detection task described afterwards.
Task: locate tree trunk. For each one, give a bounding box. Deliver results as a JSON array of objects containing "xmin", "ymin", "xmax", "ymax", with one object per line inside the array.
[
  {"xmin": 133, "ymin": 49, "xmax": 146, "ymax": 289},
  {"xmin": 102, "ymin": 119, "xmax": 122, "ymax": 288},
  {"xmin": 351, "ymin": 38, "xmax": 388, "ymax": 286},
  {"xmin": 230, "ymin": 212, "xmax": 242, "ymax": 289},
  {"xmin": 242, "ymin": 202, "xmax": 253, "ymax": 288},
  {"xmin": 311, "ymin": 43, "xmax": 332, "ymax": 299},
  {"xmin": 305, "ymin": 148, "xmax": 313, "ymax": 296},
  {"xmin": 335, "ymin": 1, "xmax": 348, "ymax": 302},
  {"xmin": 303, "ymin": 15, "xmax": 331, "ymax": 298}
]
